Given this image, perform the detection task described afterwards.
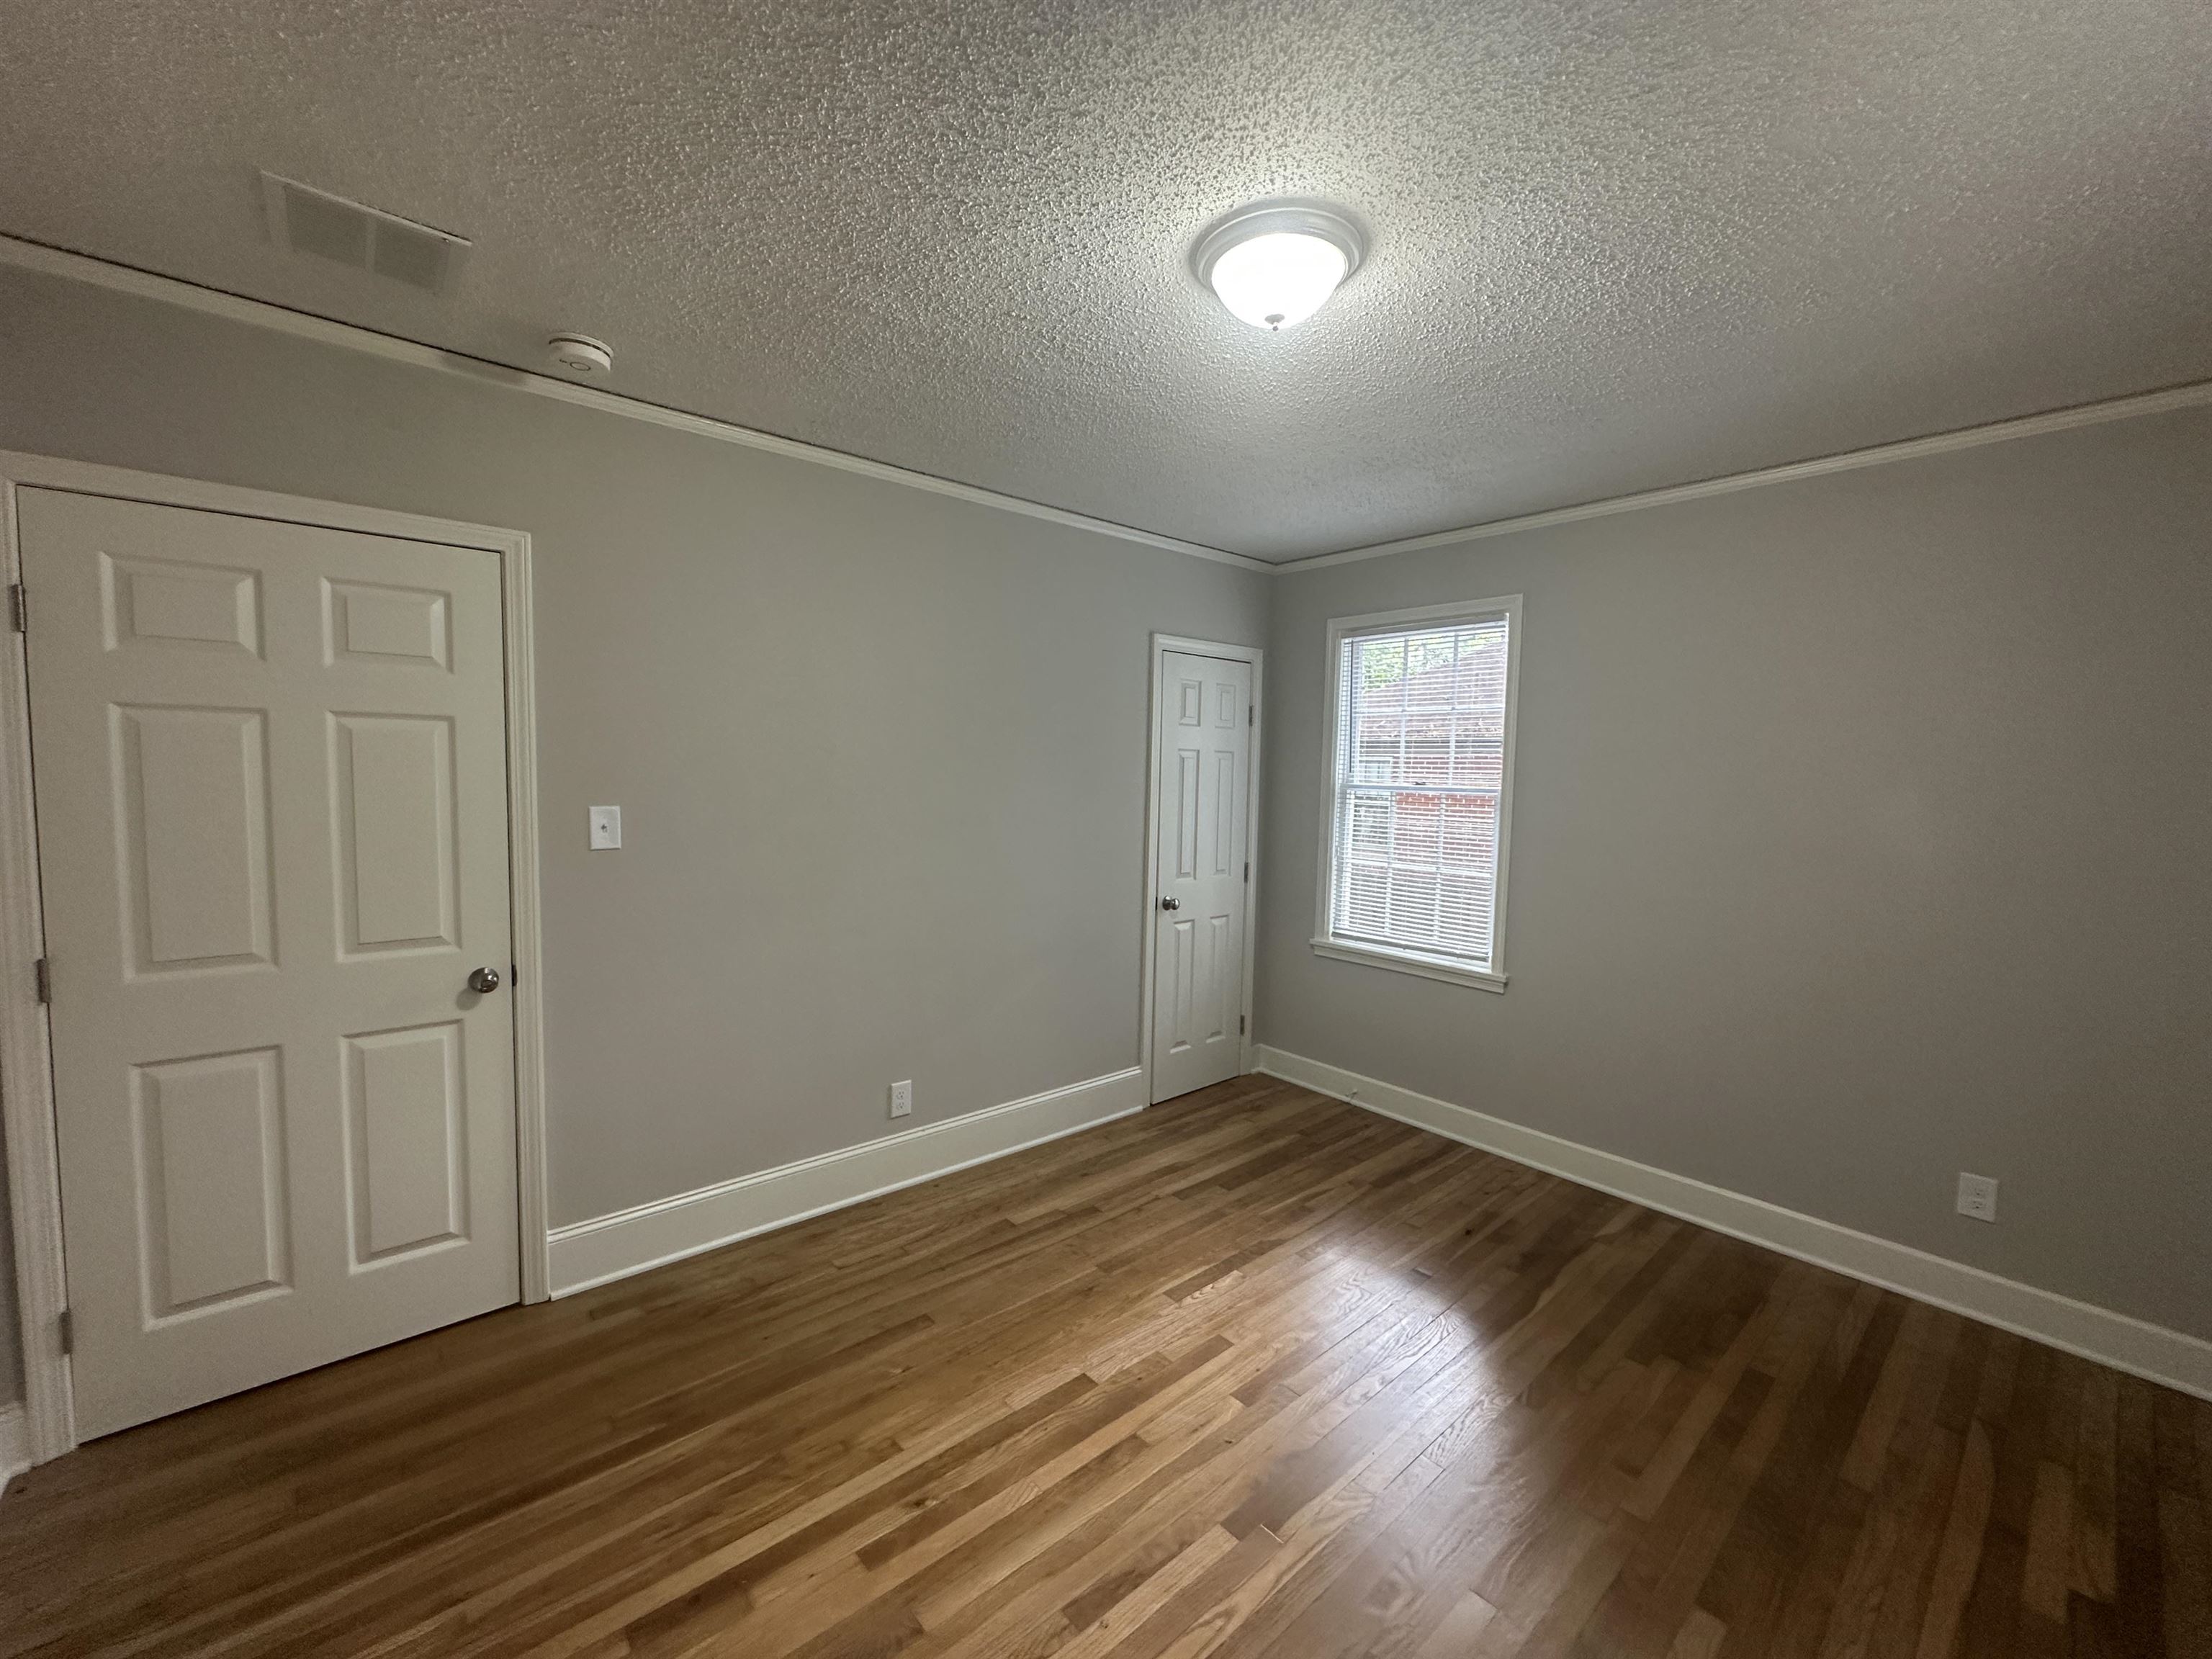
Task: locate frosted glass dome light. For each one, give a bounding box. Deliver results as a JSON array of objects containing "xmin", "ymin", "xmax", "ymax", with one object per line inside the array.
[{"xmin": 1195, "ymin": 204, "xmax": 1364, "ymax": 332}]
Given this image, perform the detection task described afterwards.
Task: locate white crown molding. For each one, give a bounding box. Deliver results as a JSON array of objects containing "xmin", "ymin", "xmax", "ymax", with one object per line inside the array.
[
  {"xmin": 1254, "ymin": 1046, "xmax": 2212, "ymax": 1402},
  {"xmin": 0, "ymin": 234, "xmax": 1269, "ymax": 575},
  {"xmin": 10, "ymin": 235, "xmax": 2206, "ymax": 580},
  {"xmin": 1275, "ymin": 378, "xmax": 2212, "ymax": 573},
  {"xmin": 547, "ymin": 1066, "xmax": 1144, "ymax": 1296}
]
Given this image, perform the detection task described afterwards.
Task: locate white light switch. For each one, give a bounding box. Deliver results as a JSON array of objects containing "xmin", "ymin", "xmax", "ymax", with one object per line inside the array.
[{"xmin": 588, "ymin": 805, "xmax": 621, "ymax": 850}]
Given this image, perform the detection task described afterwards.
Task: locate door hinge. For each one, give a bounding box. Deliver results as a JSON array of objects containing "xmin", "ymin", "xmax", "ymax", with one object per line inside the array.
[
  {"xmin": 34, "ymin": 956, "xmax": 50, "ymax": 1004},
  {"xmin": 8, "ymin": 583, "xmax": 23, "ymax": 634},
  {"xmin": 1247, "ymin": 704, "xmax": 1254, "ymax": 727},
  {"xmin": 1244, "ymin": 860, "xmax": 1250, "ymax": 882},
  {"xmin": 1239, "ymin": 1014, "xmax": 1246, "ymax": 1035},
  {"xmin": 58, "ymin": 1308, "xmax": 73, "ymax": 1355}
]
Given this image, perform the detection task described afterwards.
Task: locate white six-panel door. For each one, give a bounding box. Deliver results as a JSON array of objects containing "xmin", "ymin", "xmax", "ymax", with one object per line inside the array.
[
  {"xmin": 1149, "ymin": 651, "xmax": 1253, "ymax": 1103},
  {"xmin": 19, "ymin": 489, "xmax": 520, "ymax": 1437}
]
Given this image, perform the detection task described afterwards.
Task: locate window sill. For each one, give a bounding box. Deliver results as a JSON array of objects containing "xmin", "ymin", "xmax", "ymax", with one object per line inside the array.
[{"xmin": 1310, "ymin": 938, "xmax": 1509, "ymax": 993}]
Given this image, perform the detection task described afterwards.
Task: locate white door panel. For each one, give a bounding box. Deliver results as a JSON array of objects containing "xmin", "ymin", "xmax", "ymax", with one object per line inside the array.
[
  {"xmin": 343, "ymin": 1020, "xmax": 469, "ymax": 1262},
  {"xmin": 21, "ymin": 489, "xmax": 519, "ymax": 1437},
  {"xmin": 332, "ymin": 713, "xmax": 459, "ymax": 955},
  {"xmin": 1150, "ymin": 650, "xmax": 1252, "ymax": 1103},
  {"xmin": 117, "ymin": 703, "xmax": 277, "ymax": 972},
  {"xmin": 134, "ymin": 1046, "xmax": 289, "ymax": 1316}
]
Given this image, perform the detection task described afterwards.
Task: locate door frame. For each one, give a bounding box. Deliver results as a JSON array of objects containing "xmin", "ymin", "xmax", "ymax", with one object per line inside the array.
[
  {"xmin": 0, "ymin": 451, "xmax": 551, "ymax": 1465},
  {"xmin": 1139, "ymin": 634, "xmax": 1264, "ymax": 1106}
]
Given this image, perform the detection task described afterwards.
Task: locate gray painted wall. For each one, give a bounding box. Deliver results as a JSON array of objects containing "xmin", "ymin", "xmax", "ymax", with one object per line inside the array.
[
  {"xmin": 0, "ymin": 266, "xmax": 1269, "ymax": 1403},
  {"xmin": 1257, "ymin": 408, "xmax": 2212, "ymax": 1341},
  {"xmin": 2, "ymin": 261, "xmax": 2204, "ymax": 1416}
]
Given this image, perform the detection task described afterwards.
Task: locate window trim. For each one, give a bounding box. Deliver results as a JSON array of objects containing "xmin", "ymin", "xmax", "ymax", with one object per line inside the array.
[{"xmin": 1311, "ymin": 595, "xmax": 1524, "ymax": 994}]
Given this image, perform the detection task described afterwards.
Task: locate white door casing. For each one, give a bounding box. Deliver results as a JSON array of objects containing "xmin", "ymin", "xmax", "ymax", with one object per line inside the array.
[
  {"xmin": 1148, "ymin": 649, "xmax": 1254, "ymax": 1103},
  {"xmin": 20, "ymin": 488, "xmax": 521, "ymax": 1437}
]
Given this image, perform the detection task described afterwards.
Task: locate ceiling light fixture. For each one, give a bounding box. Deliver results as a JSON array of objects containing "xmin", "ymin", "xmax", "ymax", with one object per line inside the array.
[{"xmin": 1194, "ymin": 203, "xmax": 1364, "ymax": 332}]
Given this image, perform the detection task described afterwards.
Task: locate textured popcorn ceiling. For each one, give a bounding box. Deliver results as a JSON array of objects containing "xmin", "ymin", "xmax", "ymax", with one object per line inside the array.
[{"xmin": 3, "ymin": 1, "xmax": 2208, "ymax": 561}]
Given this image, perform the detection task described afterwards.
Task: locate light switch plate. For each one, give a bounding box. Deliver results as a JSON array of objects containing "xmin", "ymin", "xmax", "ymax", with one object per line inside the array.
[{"xmin": 588, "ymin": 805, "xmax": 621, "ymax": 850}]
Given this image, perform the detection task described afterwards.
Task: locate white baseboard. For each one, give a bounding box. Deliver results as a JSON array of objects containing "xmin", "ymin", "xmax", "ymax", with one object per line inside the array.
[
  {"xmin": 547, "ymin": 1067, "xmax": 1147, "ymax": 1297},
  {"xmin": 1254, "ymin": 1046, "xmax": 2212, "ymax": 1402},
  {"xmin": 0, "ymin": 1403, "xmax": 26, "ymax": 1496}
]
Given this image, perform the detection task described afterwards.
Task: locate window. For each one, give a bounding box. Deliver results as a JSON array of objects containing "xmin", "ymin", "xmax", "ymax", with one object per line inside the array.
[{"xmin": 1314, "ymin": 598, "xmax": 1521, "ymax": 992}]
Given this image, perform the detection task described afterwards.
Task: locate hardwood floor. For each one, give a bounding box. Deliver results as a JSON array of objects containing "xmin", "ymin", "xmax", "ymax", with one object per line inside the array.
[{"xmin": 1, "ymin": 1076, "xmax": 2206, "ymax": 1657}]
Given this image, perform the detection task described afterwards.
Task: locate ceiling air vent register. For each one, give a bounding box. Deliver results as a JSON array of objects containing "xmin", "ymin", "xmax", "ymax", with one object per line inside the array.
[{"xmin": 260, "ymin": 172, "xmax": 470, "ymax": 293}]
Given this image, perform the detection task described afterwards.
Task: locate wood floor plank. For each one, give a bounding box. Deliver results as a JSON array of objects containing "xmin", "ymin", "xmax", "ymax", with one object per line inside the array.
[{"xmin": 0, "ymin": 1078, "xmax": 2198, "ymax": 1659}]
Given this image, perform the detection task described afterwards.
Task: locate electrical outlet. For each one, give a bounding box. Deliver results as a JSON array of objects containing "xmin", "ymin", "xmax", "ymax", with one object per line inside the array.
[
  {"xmin": 1956, "ymin": 1172, "xmax": 1998, "ymax": 1223},
  {"xmin": 588, "ymin": 805, "xmax": 621, "ymax": 850},
  {"xmin": 889, "ymin": 1079, "xmax": 913, "ymax": 1120}
]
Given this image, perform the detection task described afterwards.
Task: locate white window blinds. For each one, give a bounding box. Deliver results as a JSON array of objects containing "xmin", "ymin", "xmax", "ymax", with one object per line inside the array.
[{"xmin": 1326, "ymin": 608, "xmax": 1514, "ymax": 974}]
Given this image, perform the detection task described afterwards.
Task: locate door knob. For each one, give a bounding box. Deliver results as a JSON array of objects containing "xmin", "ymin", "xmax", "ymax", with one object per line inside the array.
[
  {"xmin": 1159, "ymin": 896, "xmax": 1182, "ymax": 912},
  {"xmin": 468, "ymin": 966, "xmax": 502, "ymax": 994}
]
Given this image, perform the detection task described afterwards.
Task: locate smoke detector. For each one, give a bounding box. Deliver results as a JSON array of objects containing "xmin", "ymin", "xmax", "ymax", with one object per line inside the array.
[
  {"xmin": 547, "ymin": 334, "xmax": 613, "ymax": 376},
  {"xmin": 260, "ymin": 172, "xmax": 469, "ymax": 294}
]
